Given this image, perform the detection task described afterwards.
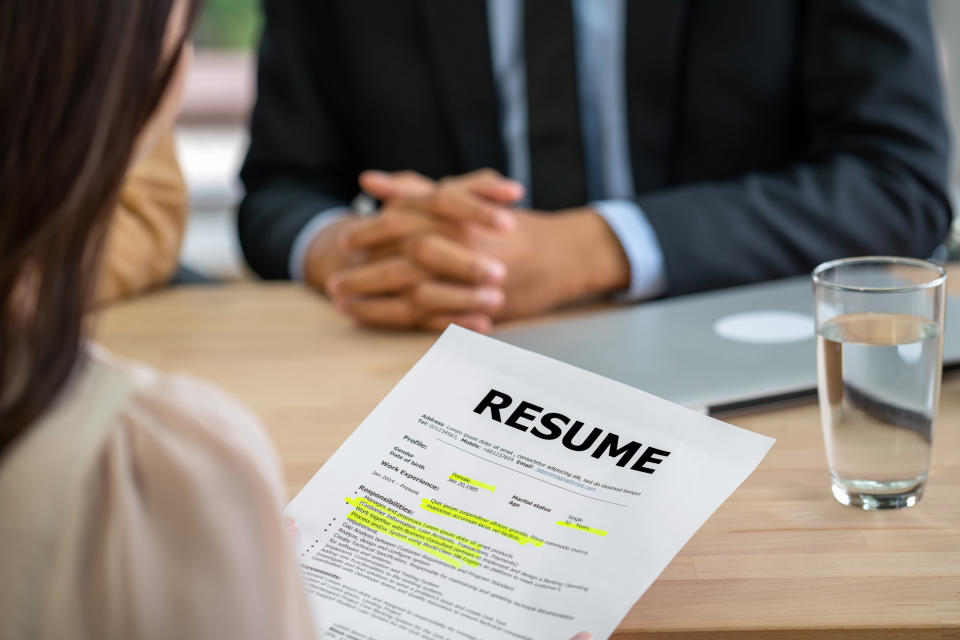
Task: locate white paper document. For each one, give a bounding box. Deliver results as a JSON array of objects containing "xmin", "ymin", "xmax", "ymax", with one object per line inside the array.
[{"xmin": 287, "ymin": 326, "xmax": 774, "ymax": 640}]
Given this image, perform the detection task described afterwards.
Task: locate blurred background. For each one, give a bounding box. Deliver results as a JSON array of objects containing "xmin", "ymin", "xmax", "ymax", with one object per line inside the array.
[
  {"xmin": 177, "ymin": 0, "xmax": 258, "ymax": 280},
  {"xmin": 177, "ymin": 0, "xmax": 960, "ymax": 282}
]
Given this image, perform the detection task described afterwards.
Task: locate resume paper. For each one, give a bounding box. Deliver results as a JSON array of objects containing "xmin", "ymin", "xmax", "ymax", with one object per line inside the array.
[{"xmin": 288, "ymin": 326, "xmax": 774, "ymax": 639}]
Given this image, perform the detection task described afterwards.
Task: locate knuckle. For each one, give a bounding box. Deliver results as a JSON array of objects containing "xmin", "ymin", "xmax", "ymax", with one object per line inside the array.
[
  {"xmin": 368, "ymin": 217, "xmax": 388, "ymax": 235},
  {"xmin": 335, "ymin": 280, "xmax": 355, "ymax": 296},
  {"xmin": 436, "ymin": 184, "xmax": 457, "ymax": 207},
  {"xmin": 338, "ymin": 297, "xmax": 354, "ymax": 313},
  {"xmin": 435, "ymin": 180, "xmax": 457, "ymax": 201},
  {"xmin": 379, "ymin": 215, "xmax": 400, "ymax": 233},
  {"xmin": 427, "ymin": 189, "xmax": 444, "ymax": 212}
]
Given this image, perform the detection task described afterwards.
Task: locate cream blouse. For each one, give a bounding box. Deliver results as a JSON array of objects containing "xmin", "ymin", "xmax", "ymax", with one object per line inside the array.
[{"xmin": 0, "ymin": 347, "xmax": 319, "ymax": 640}]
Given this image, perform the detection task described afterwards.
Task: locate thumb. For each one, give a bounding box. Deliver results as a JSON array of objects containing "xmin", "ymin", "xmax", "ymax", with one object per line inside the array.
[{"xmin": 360, "ymin": 170, "xmax": 435, "ymax": 200}]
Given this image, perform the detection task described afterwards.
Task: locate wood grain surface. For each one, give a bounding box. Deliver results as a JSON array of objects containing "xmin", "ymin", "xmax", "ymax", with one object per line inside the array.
[{"xmin": 94, "ymin": 271, "xmax": 960, "ymax": 639}]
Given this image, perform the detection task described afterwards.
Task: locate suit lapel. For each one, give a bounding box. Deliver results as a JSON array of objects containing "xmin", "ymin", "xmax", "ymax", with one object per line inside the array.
[
  {"xmin": 419, "ymin": 1, "xmax": 507, "ymax": 174},
  {"xmin": 625, "ymin": 0, "xmax": 691, "ymax": 191}
]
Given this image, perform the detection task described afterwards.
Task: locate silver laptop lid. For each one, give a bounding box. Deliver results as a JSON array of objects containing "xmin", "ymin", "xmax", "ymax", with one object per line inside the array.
[{"xmin": 495, "ymin": 276, "xmax": 960, "ymax": 414}]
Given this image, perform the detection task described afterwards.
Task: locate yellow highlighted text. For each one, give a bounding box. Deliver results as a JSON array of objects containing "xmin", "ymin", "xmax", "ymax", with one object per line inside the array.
[
  {"xmin": 449, "ymin": 473, "xmax": 496, "ymax": 492},
  {"xmin": 556, "ymin": 520, "xmax": 608, "ymax": 536},
  {"xmin": 344, "ymin": 497, "xmax": 482, "ymax": 569},
  {"xmin": 421, "ymin": 498, "xmax": 543, "ymax": 547}
]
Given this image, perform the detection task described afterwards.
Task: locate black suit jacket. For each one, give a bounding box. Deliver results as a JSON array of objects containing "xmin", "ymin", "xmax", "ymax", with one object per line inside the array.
[{"xmin": 239, "ymin": 0, "xmax": 952, "ymax": 296}]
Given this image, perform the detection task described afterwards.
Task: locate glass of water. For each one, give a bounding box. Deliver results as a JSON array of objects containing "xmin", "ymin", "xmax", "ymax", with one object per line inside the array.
[{"xmin": 813, "ymin": 256, "xmax": 946, "ymax": 510}]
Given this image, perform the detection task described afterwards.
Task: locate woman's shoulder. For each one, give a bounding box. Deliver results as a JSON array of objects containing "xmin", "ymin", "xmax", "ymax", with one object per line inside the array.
[
  {"xmin": 2, "ymin": 347, "xmax": 310, "ymax": 640},
  {"xmin": 42, "ymin": 349, "xmax": 311, "ymax": 639},
  {"xmin": 91, "ymin": 345, "xmax": 285, "ymax": 502},
  {"xmin": 3, "ymin": 345, "xmax": 280, "ymax": 494}
]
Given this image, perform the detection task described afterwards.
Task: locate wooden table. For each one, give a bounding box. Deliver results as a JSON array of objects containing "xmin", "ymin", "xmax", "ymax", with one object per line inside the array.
[{"xmin": 95, "ymin": 280, "xmax": 960, "ymax": 640}]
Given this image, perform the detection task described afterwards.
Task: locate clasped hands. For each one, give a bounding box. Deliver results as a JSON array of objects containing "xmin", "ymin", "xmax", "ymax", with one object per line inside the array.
[{"xmin": 305, "ymin": 169, "xmax": 630, "ymax": 333}]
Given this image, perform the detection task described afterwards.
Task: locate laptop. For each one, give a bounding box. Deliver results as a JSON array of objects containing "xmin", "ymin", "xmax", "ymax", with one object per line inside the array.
[{"xmin": 495, "ymin": 276, "xmax": 960, "ymax": 415}]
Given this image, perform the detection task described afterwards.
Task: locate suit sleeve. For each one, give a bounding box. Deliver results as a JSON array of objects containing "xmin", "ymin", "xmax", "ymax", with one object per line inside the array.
[
  {"xmin": 638, "ymin": 0, "xmax": 952, "ymax": 296},
  {"xmin": 239, "ymin": 0, "xmax": 359, "ymax": 279}
]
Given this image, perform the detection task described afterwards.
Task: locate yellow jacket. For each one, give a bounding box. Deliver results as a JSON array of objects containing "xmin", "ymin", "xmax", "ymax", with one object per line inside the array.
[{"xmin": 97, "ymin": 132, "xmax": 188, "ymax": 302}]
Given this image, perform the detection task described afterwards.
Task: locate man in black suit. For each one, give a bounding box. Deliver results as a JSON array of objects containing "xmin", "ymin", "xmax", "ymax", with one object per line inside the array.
[{"xmin": 240, "ymin": 0, "xmax": 952, "ymax": 332}]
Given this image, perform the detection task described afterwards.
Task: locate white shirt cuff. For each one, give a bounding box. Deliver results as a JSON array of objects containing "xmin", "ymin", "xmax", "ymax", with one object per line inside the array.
[
  {"xmin": 288, "ymin": 207, "xmax": 351, "ymax": 281},
  {"xmin": 592, "ymin": 199, "xmax": 667, "ymax": 301}
]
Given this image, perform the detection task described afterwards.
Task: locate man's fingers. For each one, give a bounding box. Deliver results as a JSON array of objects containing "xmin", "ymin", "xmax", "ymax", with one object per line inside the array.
[
  {"xmin": 404, "ymin": 235, "xmax": 506, "ymax": 284},
  {"xmin": 338, "ymin": 299, "xmax": 493, "ymax": 333},
  {"xmin": 410, "ymin": 281, "xmax": 504, "ymax": 314},
  {"xmin": 356, "ymin": 168, "xmax": 522, "ymax": 235},
  {"xmin": 327, "ymin": 257, "xmax": 427, "ymax": 297},
  {"xmin": 360, "ymin": 168, "xmax": 523, "ymax": 206},
  {"xmin": 336, "ymin": 294, "xmax": 495, "ymax": 332},
  {"xmin": 372, "ymin": 171, "xmax": 520, "ymax": 231},
  {"xmin": 338, "ymin": 296, "xmax": 420, "ymax": 328},
  {"xmin": 333, "ymin": 275, "xmax": 502, "ymax": 329},
  {"xmin": 426, "ymin": 182, "xmax": 516, "ymax": 230},
  {"xmin": 339, "ymin": 211, "xmax": 439, "ymax": 251},
  {"xmin": 420, "ymin": 313, "xmax": 493, "ymax": 334},
  {"xmin": 359, "ymin": 170, "xmax": 434, "ymax": 199},
  {"xmin": 453, "ymin": 168, "xmax": 525, "ymax": 204}
]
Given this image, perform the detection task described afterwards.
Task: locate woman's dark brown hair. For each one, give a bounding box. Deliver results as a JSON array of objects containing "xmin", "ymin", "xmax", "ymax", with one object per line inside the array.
[{"xmin": 0, "ymin": 0, "xmax": 201, "ymax": 452}]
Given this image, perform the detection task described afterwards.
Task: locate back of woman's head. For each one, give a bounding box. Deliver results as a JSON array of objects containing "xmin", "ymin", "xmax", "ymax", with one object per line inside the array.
[{"xmin": 0, "ymin": 0, "xmax": 200, "ymax": 452}]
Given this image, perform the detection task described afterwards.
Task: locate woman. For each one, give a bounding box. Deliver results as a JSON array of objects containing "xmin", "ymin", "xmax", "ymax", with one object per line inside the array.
[
  {"xmin": 0, "ymin": 1, "xmax": 316, "ymax": 637},
  {"xmin": 0, "ymin": 1, "xmax": 591, "ymax": 638}
]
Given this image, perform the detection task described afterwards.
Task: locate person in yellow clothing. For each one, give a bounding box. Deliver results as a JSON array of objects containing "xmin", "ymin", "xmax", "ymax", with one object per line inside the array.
[{"xmin": 97, "ymin": 129, "xmax": 188, "ymax": 302}]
